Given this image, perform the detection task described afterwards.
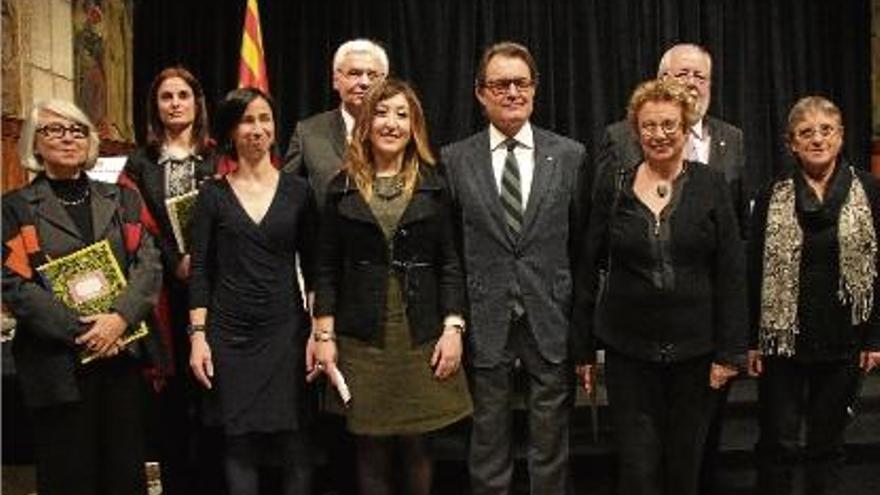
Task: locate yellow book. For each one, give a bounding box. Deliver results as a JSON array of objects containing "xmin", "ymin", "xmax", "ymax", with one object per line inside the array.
[
  {"xmin": 36, "ymin": 239, "xmax": 149, "ymax": 364},
  {"xmin": 165, "ymin": 190, "xmax": 199, "ymax": 253}
]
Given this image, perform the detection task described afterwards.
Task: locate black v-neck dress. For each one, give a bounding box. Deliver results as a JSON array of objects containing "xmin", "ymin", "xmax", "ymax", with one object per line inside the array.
[{"xmin": 189, "ymin": 172, "xmax": 314, "ymax": 436}]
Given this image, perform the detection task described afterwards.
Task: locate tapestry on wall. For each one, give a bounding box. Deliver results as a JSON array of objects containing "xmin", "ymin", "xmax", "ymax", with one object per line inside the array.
[{"xmin": 74, "ymin": 0, "xmax": 133, "ymax": 142}]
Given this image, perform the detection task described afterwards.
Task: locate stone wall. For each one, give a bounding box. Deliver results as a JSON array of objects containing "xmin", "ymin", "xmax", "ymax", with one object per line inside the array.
[{"xmin": 2, "ymin": 0, "xmax": 74, "ymax": 118}]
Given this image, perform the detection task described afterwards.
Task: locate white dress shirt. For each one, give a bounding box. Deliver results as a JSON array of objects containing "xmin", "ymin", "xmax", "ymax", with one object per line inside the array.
[
  {"xmin": 688, "ymin": 118, "xmax": 711, "ymax": 164},
  {"xmin": 489, "ymin": 122, "xmax": 536, "ymax": 208},
  {"xmin": 341, "ymin": 106, "xmax": 356, "ymax": 143}
]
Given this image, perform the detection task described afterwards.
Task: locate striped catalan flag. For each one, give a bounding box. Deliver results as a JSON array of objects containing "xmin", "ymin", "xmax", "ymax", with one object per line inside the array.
[{"xmin": 237, "ymin": 0, "xmax": 269, "ymax": 93}]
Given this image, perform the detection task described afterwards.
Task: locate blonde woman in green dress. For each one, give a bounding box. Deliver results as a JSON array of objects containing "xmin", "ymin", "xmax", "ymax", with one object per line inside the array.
[{"xmin": 311, "ymin": 79, "xmax": 472, "ymax": 494}]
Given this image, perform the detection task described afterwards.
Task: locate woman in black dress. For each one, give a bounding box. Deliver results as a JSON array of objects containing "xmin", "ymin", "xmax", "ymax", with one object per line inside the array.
[
  {"xmin": 312, "ymin": 79, "xmax": 472, "ymax": 494},
  {"xmin": 188, "ymin": 87, "xmax": 314, "ymax": 495},
  {"xmin": 749, "ymin": 96, "xmax": 880, "ymax": 495},
  {"xmin": 118, "ymin": 66, "xmax": 221, "ymax": 495}
]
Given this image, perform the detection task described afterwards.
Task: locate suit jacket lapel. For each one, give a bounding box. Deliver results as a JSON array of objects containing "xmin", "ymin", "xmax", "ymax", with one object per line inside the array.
[
  {"xmin": 329, "ymin": 109, "xmax": 347, "ymax": 161},
  {"xmin": 90, "ymin": 182, "xmax": 118, "ymax": 241},
  {"xmin": 522, "ymin": 136, "xmax": 556, "ymax": 237},
  {"xmin": 468, "ymin": 132, "xmax": 514, "ymax": 245},
  {"xmin": 31, "ymin": 177, "xmax": 82, "ymax": 241},
  {"xmin": 707, "ymin": 117, "xmax": 729, "ymax": 168}
]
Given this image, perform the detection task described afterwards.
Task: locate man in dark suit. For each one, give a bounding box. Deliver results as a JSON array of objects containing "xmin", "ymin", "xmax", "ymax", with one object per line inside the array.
[
  {"xmin": 595, "ymin": 43, "xmax": 749, "ymax": 495},
  {"xmin": 283, "ymin": 39, "xmax": 389, "ymax": 209},
  {"xmin": 596, "ymin": 43, "xmax": 749, "ymax": 236},
  {"xmin": 442, "ymin": 41, "xmax": 591, "ymax": 495}
]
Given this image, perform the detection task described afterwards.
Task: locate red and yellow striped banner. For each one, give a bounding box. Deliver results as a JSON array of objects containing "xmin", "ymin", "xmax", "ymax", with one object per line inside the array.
[{"xmin": 238, "ymin": 0, "xmax": 269, "ymax": 93}]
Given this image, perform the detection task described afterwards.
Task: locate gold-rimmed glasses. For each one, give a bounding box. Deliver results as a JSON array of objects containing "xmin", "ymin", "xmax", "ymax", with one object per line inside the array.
[
  {"xmin": 639, "ymin": 119, "xmax": 682, "ymax": 137},
  {"xmin": 337, "ymin": 68, "xmax": 385, "ymax": 82},
  {"xmin": 794, "ymin": 124, "xmax": 840, "ymax": 142},
  {"xmin": 667, "ymin": 69, "xmax": 710, "ymax": 87}
]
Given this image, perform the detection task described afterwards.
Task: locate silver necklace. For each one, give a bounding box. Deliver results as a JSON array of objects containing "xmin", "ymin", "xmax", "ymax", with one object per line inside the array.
[{"xmin": 56, "ymin": 187, "xmax": 90, "ymax": 206}]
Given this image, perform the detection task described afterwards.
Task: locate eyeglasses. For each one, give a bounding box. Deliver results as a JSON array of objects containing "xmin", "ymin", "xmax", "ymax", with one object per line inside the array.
[
  {"xmin": 482, "ymin": 78, "xmax": 535, "ymax": 96},
  {"xmin": 338, "ymin": 68, "xmax": 385, "ymax": 82},
  {"xmin": 36, "ymin": 123, "xmax": 89, "ymax": 140},
  {"xmin": 639, "ymin": 119, "xmax": 682, "ymax": 137},
  {"xmin": 794, "ymin": 124, "xmax": 839, "ymax": 141},
  {"xmin": 667, "ymin": 69, "xmax": 709, "ymax": 86}
]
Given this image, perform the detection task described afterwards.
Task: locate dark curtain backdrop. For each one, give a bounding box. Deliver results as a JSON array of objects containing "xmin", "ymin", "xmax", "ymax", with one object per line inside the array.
[{"xmin": 133, "ymin": 0, "xmax": 871, "ymax": 190}]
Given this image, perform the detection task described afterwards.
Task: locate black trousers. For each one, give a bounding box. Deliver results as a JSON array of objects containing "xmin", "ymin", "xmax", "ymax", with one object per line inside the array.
[
  {"xmin": 31, "ymin": 356, "xmax": 147, "ymax": 495},
  {"xmin": 151, "ymin": 370, "xmax": 229, "ymax": 495},
  {"xmin": 755, "ymin": 357, "xmax": 861, "ymax": 495},
  {"xmin": 604, "ymin": 349, "xmax": 717, "ymax": 495},
  {"xmin": 468, "ymin": 314, "xmax": 573, "ymax": 495},
  {"xmin": 699, "ymin": 381, "xmax": 731, "ymax": 495}
]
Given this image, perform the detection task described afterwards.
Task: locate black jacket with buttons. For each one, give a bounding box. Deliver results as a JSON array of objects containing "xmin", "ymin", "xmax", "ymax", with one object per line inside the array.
[
  {"xmin": 313, "ymin": 166, "xmax": 465, "ymax": 346},
  {"xmin": 575, "ymin": 162, "xmax": 748, "ymax": 367}
]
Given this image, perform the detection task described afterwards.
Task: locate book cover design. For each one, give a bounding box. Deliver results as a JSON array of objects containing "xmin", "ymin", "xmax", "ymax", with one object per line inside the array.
[
  {"xmin": 166, "ymin": 190, "xmax": 198, "ymax": 253},
  {"xmin": 36, "ymin": 239, "xmax": 149, "ymax": 364}
]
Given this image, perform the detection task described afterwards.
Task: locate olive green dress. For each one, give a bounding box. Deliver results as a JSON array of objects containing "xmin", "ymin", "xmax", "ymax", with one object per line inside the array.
[{"xmin": 336, "ymin": 176, "xmax": 472, "ymax": 436}]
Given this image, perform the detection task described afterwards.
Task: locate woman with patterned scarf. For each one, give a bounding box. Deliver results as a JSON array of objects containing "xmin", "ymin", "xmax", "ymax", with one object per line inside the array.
[{"xmin": 748, "ymin": 96, "xmax": 880, "ymax": 495}]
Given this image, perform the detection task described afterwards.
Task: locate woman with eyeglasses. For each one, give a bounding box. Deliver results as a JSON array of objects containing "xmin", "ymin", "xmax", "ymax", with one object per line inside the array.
[
  {"xmin": 748, "ymin": 96, "xmax": 880, "ymax": 495},
  {"xmin": 2, "ymin": 99, "xmax": 162, "ymax": 494},
  {"xmin": 575, "ymin": 79, "xmax": 746, "ymax": 495}
]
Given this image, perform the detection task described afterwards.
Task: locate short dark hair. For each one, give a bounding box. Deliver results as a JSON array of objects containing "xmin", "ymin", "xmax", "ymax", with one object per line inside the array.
[
  {"xmin": 475, "ymin": 41, "xmax": 539, "ymax": 88},
  {"xmin": 213, "ymin": 87, "xmax": 277, "ymax": 159},
  {"xmin": 145, "ymin": 66, "xmax": 209, "ymax": 153}
]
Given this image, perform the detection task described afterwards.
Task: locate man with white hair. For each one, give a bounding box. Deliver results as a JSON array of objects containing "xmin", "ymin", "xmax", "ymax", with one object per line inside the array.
[
  {"xmin": 595, "ymin": 43, "xmax": 749, "ymax": 234},
  {"xmin": 593, "ymin": 43, "xmax": 749, "ymax": 495},
  {"xmin": 283, "ymin": 38, "xmax": 389, "ymax": 209}
]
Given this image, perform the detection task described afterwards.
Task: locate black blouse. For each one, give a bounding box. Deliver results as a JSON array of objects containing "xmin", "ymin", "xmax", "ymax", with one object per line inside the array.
[{"xmin": 574, "ymin": 161, "xmax": 747, "ymax": 366}]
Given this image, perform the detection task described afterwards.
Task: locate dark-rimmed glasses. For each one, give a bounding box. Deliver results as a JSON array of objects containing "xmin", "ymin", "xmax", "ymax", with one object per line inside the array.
[
  {"xmin": 36, "ymin": 123, "xmax": 89, "ymax": 140},
  {"xmin": 482, "ymin": 78, "xmax": 535, "ymax": 96}
]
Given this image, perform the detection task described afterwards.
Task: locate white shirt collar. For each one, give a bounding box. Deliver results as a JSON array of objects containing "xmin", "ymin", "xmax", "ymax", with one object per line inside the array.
[
  {"xmin": 340, "ymin": 106, "xmax": 356, "ymax": 140},
  {"xmin": 690, "ymin": 118, "xmax": 706, "ymax": 141},
  {"xmin": 489, "ymin": 122, "xmax": 534, "ymax": 151}
]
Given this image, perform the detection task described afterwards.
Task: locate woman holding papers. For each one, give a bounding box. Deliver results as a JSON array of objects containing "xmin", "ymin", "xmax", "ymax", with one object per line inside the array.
[
  {"xmin": 312, "ymin": 79, "xmax": 472, "ymax": 495},
  {"xmin": 118, "ymin": 65, "xmax": 222, "ymax": 495},
  {"xmin": 188, "ymin": 87, "xmax": 315, "ymax": 495},
  {"xmin": 2, "ymin": 99, "xmax": 162, "ymax": 494}
]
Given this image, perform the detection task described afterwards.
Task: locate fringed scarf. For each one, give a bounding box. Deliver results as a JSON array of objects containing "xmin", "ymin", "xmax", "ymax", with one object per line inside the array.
[{"xmin": 759, "ymin": 166, "xmax": 877, "ymax": 356}]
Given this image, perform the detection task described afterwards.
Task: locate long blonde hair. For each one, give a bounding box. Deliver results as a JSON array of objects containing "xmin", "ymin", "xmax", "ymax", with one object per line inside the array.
[{"xmin": 345, "ymin": 79, "xmax": 435, "ymax": 201}]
